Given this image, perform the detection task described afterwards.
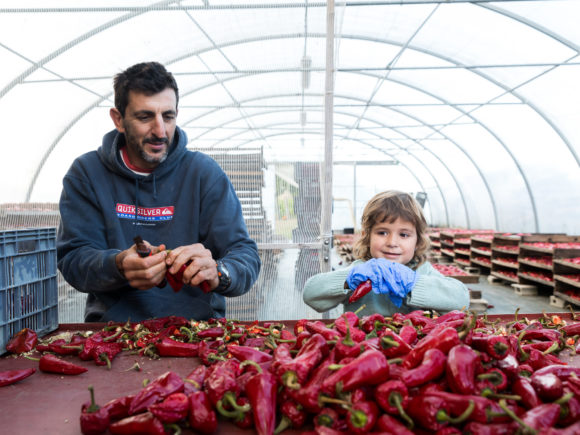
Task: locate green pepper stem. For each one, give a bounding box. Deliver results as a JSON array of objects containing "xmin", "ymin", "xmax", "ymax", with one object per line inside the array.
[
  {"xmin": 390, "ymin": 393, "xmax": 414, "ymax": 429},
  {"xmin": 165, "ymin": 423, "xmax": 181, "ymax": 435},
  {"xmin": 86, "ymin": 385, "xmax": 100, "ymax": 413},
  {"xmin": 240, "ymin": 359, "xmax": 262, "ymax": 373},
  {"xmin": 274, "ymin": 415, "xmax": 291, "ymax": 434},
  {"xmin": 216, "ymin": 399, "xmax": 244, "ymax": 419},
  {"xmin": 498, "ymin": 399, "xmax": 538, "ymax": 435}
]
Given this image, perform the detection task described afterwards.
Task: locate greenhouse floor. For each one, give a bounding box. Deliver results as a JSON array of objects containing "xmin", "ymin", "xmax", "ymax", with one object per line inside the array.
[{"xmin": 467, "ymin": 276, "xmax": 566, "ymax": 315}]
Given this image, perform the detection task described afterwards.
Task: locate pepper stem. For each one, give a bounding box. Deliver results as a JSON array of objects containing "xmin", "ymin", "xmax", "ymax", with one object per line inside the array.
[
  {"xmin": 86, "ymin": 385, "xmax": 100, "ymax": 413},
  {"xmin": 437, "ymin": 400, "xmax": 475, "ymax": 424},
  {"xmin": 240, "ymin": 359, "xmax": 263, "ymax": 374},
  {"xmin": 498, "ymin": 399, "xmax": 538, "ymax": 435},
  {"xmin": 390, "ymin": 393, "xmax": 414, "ymax": 429},
  {"xmin": 349, "ymin": 409, "xmax": 369, "ymax": 429},
  {"xmin": 341, "ymin": 315, "xmax": 355, "ymax": 347},
  {"xmin": 222, "ymin": 391, "xmax": 251, "ymax": 413},
  {"xmin": 274, "ymin": 415, "xmax": 291, "ymax": 434},
  {"xmin": 216, "ymin": 399, "xmax": 244, "ymax": 419},
  {"xmin": 164, "ymin": 423, "xmax": 181, "ymax": 435},
  {"xmin": 281, "ymin": 371, "xmax": 301, "ymax": 390},
  {"xmin": 541, "ymin": 341, "xmax": 560, "ymax": 355}
]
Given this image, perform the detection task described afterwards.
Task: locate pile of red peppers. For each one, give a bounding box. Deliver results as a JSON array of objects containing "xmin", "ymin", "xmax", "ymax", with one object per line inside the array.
[{"xmin": 4, "ymin": 308, "xmax": 580, "ymax": 434}]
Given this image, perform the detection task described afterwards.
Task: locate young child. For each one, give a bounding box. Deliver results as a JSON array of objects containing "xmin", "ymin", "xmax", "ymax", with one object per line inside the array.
[{"xmin": 303, "ymin": 190, "xmax": 469, "ymax": 316}]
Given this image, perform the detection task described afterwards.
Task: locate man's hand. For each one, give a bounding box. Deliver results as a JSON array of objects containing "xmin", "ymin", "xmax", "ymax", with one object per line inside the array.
[
  {"xmin": 166, "ymin": 244, "xmax": 219, "ymax": 290},
  {"xmin": 116, "ymin": 241, "xmax": 168, "ymax": 290}
]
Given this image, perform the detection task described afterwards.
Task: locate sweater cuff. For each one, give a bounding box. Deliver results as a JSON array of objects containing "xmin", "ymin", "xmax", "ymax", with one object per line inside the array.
[{"xmin": 406, "ymin": 275, "xmax": 431, "ymax": 307}]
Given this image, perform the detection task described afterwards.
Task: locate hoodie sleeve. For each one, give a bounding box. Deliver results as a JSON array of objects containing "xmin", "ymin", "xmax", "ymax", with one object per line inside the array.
[
  {"xmin": 57, "ymin": 156, "xmax": 128, "ymax": 293},
  {"xmin": 302, "ymin": 263, "xmax": 359, "ymax": 312},
  {"xmin": 406, "ymin": 261, "xmax": 470, "ymax": 313},
  {"xmin": 196, "ymin": 158, "xmax": 261, "ymax": 298}
]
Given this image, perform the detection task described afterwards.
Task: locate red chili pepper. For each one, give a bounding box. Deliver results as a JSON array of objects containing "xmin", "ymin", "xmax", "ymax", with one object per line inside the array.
[
  {"xmin": 149, "ymin": 392, "xmax": 189, "ymax": 423},
  {"xmin": 511, "ymin": 376, "xmax": 541, "ymax": 410},
  {"xmin": 516, "ymin": 363, "xmax": 534, "ymax": 378},
  {"xmin": 204, "ymin": 359, "xmax": 240, "ymax": 406},
  {"xmin": 197, "ymin": 326, "xmax": 225, "ymax": 339},
  {"xmin": 334, "ymin": 314, "xmax": 366, "ymax": 343},
  {"xmin": 226, "ymin": 344, "xmax": 273, "ymax": 364},
  {"xmin": 561, "ymin": 322, "xmax": 580, "ymax": 336},
  {"xmin": 532, "ymin": 365, "xmax": 580, "ymax": 380},
  {"xmin": 290, "ymin": 358, "xmax": 333, "ymax": 414},
  {"xmin": 334, "ymin": 317, "xmax": 363, "ymax": 361},
  {"xmin": 37, "ymin": 354, "xmax": 87, "ymax": 375},
  {"xmin": 274, "ymin": 399, "xmax": 307, "ymax": 433},
  {"xmin": 471, "ymin": 334, "xmax": 509, "ymax": 360},
  {"xmin": 346, "ymin": 400, "xmax": 379, "ymax": 434},
  {"xmin": 434, "ymin": 309, "xmax": 467, "ymax": 324},
  {"xmin": 292, "ymin": 330, "xmax": 312, "ymax": 350},
  {"xmin": 241, "ymin": 360, "xmax": 277, "ymax": 435},
  {"xmin": 558, "ymin": 393, "xmax": 580, "ymax": 427},
  {"xmin": 322, "ymin": 348, "xmax": 390, "ymax": 395},
  {"xmin": 183, "ymin": 365, "xmax": 207, "ymax": 395},
  {"xmin": 519, "ymin": 402, "xmax": 561, "ymax": 431},
  {"xmin": 521, "ymin": 328, "xmax": 561, "ymax": 342},
  {"xmin": 305, "ymin": 320, "xmax": 341, "ymax": 341},
  {"xmin": 314, "ymin": 407, "xmax": 343, "ymax": 430},
  {"xmin": 128, "ymin": 371, "xmax": 184, "ymax": 415},
  {"xmin": 403, "ymin": 310, "xmax": 436, "ymax": 328},
  {"xmin": 375, "ymin": 413, "xmax": 414, "ymax": 435},
  {"xmin": 400, "ymin": 347, "xmax": 447, "ymax": 388},
  {"xmin": 155, "ymin": 336, "xmax": 199, "ymax": 357},
  {"xmin": 80, "ymin": 385, "xmax": 110, "ymax": 435},
  {"xmin": 188, "ymin": 390, "xmax": 218, "ymax": 434},
  {"xmin": 78, "ymin": 335, "xmax": 105, "ymax": 361},
  {"xmin": 374, "ymin": 380, "xmax": 413, "ymax": 429},
  {"xmin": 109, "ymin": 411, "xmax": 165, "ymax": 435},
  {"xmin": 277, "ymin": 333, "xmax": 328, "ymax": 388},
  {"xmin": 398, "ymin": 324, "xmax": 418, "ymax": 345},
  {"xmin": 141, "ymin": 315, "xmax": 188, "ymax": 332},
  {"xmin": 92, "ymin": 341, "xmax": 124, "ymax": 368},
  {"xmin": 403, "ymin": 326, "xmax": 460, "ymax": 369},
  {"xmin": 530, "ymin": 371, "xmax": 563, "ymax": 402},
  {"xmin": 349, "ymin": 279, "xmax": 372, "ymax": 303},
  {"xmin": 360, "ymin": 313, "xmax": 385, "ymax": 333},
  {"xmin": 379, "ymin": 329, "xmax": 412, "ymax": 358},
  {"xmin": 427, "ymin": 391, "xmax": 510, "ymax": 425},
  {"xmin": 446, "ymin": 343, "xmax": 479, "ymax": 394},
  {"xmin": 102, "ymin": 395, "xmax": 134, "ymax": 421},
  {"xmin": 0, "ymin": 367, "xmax": 35, "ymax": 387},
  {"xmin": 406, "ymin": 394, "xmax": 474, "ymax": 431},
  {"xmin": 462, "ymin": 421, "xmax": 517, "ymax": 435},
  {"xmin": 477, "ymin": 368, "xmax": 508, "ymax": 392},
  {"xmin": 6, "ymin": 328, "xmax": 38, "ymax": 354},
  {"xmin": 48, "ymin": 335, "xmax": 87, "ymax": 355}
]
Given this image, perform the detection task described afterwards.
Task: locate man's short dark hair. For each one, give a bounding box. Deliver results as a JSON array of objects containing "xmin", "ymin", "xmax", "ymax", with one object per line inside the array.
[{"xmin": 113, "ymin": 62, "xmax": 179, "ymax": 116}]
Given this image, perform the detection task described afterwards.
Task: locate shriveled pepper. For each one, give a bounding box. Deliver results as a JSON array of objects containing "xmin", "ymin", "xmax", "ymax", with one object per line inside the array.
[
  {"xmin": 189, "ymin": 390, "xmax": 218, "ymax": 434},
  {"xmin": 102, "ymin": 395, "xmax": 134, "ymax": 421},
  {"xmin": 241, "ymin": 360, "xmax": 277, "ymax": 435},
  {"xmin": 129, "ymin": 371, "xmax": 184, "ymax": 415},
  {"xmin": 109, "ymin": 411, "xmax": 165, "ymax": 435},
  {"xmin": 226, "ymin": 344, "xmax": 273, "ymax": 364},
  {"xmin": 6, "ymin": 328, "xmax": 38, "ymax": 354},
  {"xmin": 322, "ymin": 348, "xmax": 390, "ymax": 395},
  {"xmin": 80, "ymin": 385, "xmax": 110, "ymax": 435},
  {"xmin": 0, "ymin": 367, "xmax": 35, "ymax": 387},
  {"xmin": 92, "ymin": 341, "xmax": 124, "ymax": 369},
  {"xmin": 184, "ymin": 365, "xmax": 207, "ymax": 395},
  {"xmin": 149, "ymin": 392, "xmax": 189, "ymax": 423},
  {"xmin": 204, "ymin": 359, "xmax": 240, "ymax": 407}
]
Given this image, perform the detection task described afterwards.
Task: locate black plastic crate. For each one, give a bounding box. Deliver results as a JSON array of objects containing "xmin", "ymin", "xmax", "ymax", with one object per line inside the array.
[{"xmin": 0, "ymin": 228, "xmax": 58, "ymax": 354}]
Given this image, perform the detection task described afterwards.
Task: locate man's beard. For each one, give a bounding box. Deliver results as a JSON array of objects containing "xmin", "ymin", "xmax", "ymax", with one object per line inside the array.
[{"xmin": 125, "ymin": 129, "xmax": 170, "ymax": 166}]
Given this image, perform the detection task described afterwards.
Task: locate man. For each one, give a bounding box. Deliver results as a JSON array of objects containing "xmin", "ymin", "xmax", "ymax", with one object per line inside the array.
[{"xmin": 57, "ymin": 61, "xmax": 261, "ymax": 322}]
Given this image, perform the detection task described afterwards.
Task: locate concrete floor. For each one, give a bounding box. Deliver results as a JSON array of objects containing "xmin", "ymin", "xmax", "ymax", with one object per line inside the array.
[{"xmin": 467, "ymin": 275, "xmax": 566, "ymax": 315}]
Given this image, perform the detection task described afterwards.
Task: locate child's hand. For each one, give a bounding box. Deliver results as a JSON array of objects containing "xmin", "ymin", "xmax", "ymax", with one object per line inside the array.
[{"xmin": 346, "ymin": 259, "xmax": 418, "ymax": 307}]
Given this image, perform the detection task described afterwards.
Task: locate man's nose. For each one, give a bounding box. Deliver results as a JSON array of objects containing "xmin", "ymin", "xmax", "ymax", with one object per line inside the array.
[{"xmin": 151, "ymin": 115, "xmax": 166, "ymax": 138}]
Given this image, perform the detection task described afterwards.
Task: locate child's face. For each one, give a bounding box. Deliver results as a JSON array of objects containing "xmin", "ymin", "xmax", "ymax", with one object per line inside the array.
[{"xmin": 369, "ymin": 217, "xmax": 418, "ymax": 265}]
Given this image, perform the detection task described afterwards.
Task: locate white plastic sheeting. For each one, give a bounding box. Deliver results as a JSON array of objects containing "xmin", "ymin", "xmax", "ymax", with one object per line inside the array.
[{"xmin": 2, "ymin": 0, "xmax": 580, "ymax": 234}]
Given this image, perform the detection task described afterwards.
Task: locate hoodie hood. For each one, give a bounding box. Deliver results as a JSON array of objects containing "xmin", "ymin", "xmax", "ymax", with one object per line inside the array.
[{"xmin": 97, "ymin": 126, "xmax": 189, "ymax": 180}]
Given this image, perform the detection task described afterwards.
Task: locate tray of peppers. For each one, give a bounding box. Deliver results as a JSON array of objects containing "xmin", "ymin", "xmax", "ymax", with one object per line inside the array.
[{"xmin": 3, "ymin": 307, "xmax": 580, "ymax": 434}]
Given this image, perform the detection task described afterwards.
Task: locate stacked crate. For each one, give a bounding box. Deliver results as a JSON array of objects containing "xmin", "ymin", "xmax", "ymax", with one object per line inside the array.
[
  {"xmin": 490, "ymin": 234, "xmax": 522, "ymax": 284},
  {"xmin": 553, "ymin": 249, "xmax": 580, "ymax": 307},
  {"xmin": 470, "ymin": 234, "xmax": 493, "ymax": 273}
]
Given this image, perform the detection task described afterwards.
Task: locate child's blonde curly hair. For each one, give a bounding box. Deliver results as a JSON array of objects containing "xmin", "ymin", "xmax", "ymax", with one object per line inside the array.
[{"xmin": 354, "ymin": 190, "xmax": 431, "ymax": 269}]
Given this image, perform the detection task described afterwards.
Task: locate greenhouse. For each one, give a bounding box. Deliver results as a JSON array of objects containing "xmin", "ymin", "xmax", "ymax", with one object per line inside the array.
[{"xmin": 1, "ymin": 1, "xmax": 580, "ymax": 322}]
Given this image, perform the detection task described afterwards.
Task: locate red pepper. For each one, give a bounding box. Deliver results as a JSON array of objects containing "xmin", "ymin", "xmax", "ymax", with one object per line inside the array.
[
  {"xmin": 197, "ymin": 340, "xmax": 221, "ymax": 366},
  {"xmin": 374, "ymin": 380, "xmax": 413, "ymax": 429},
  {"xmin": 183, "ymin": 365, "xmax": 207, "ymax": 395},
  {"xmin": 470, "ymin": 334, "xmax": 509, "ymax": 360},
  {"xmin": 346, "ymin": 400, "xmax": 379, "ymax": 434},
  {"xmin": 274, "ymin": 399, "xmax": 307, "ymax": 433},
  {"xmin": 521, "ymin": 328, "xmax": 561, "ymax": 342},
  {"xmin": 48, "ymin": 335, "xmax": 86, "ymax": 355},
  {"xmin": 314, "ymin": 407, "xmax": 344, "ymax": 430},
  {"xmin": 403, "ymin": 326, "xmax": 460, "ymax": 369},
  {"xmin": 400, "ymin": 348, "xmax": 447, "ymax": 388},
  {"xmin": 407, "ymin": 394, "xmax": 475, "ymax": 431},
  {"xmin": 38, "ymin": 354, "xmax": 87, "ymax": 375},
  {"xmin": 348, "ymin": 279, "xmax": 372, "ymax": 303},
  {"xmin": 102, "ymin": 395, "xmax": 134, "ymax": 421},
  {"xmin": 80, "ymin": 385, "xmax": 110, "ymax": 435},
  {"xmin": 334, "ymin": 313, "xmax": 366, "ymax": 343},
  {"xmin": 512, "ymin": 376, "xmax": 541, "ymax": 410},
  {"xmin": 92, "ymin": 341, "xmax": 124, "ymax": 368},
  {"xmin": 494, "ymin": 353, "xmax": 519, "ymax": 379},
  {"xmin": 129, "ymin": 371, "xmax": 184, "ymax": 415},
  {"xmin": 149, "ymin": 392, "xmax": 189, "ymax": 423},
  {"xmin": 6, "ymin": 328, "xmax": 38, "ymax": 354},
  {"xmin": 462, "ymin": 421, "xmax": 516, "ymax": 435},
  {"xmin": 519, "ymin": 403, "xmax": 561, "ymax": 431},
  {"xmin": 561, "ymin": 322, "xmax": 580, "ymax": 336},
  {"xmin": 271, "ymin": 342, "xmax": 293, "ymax": 376},
  {"xmin": 305, "ymin": 320, "xmax": 341, "ymax": 341},
  {"xmin": 334, "ymin": 317, "xmax": 363, "ymax": 360},
  {"xmin": 531, "ymin": 371, "xmax": 564, "ymax": 402},
  {"xmin": 291, "ymin": 358, "xmax": 333, "ymax": 414},
  {"xmin": 360, "ymin": 313, "xmax": 385, "ymax": 333},
  {"xmin": 155, "ymin": 336, "xmax": 199, "ymax": 357},
  {"xmin": 277, "ymin": 333, "xmax": 328, "ymax": 388},
  {"xmin": 0, "ymin": 367, "xmax": 35, "ymax": 387},
  {"xmin": 204, "ymin": 359, "xmax": 240, "ymax": 406},
  {"xmin": 78, "ymin": 335, "xmax": 105, "ymax": 361},
  {"xmin": 427, "ymin": 391, "xmax": 509, "ymax": 425},
  {"xmin": 375, "ymin": 414, "xmax": 414, "ymax": 435},
  {"xmin": 516, "ymin": 364, "xmax": 534, "ymax": 378},
  {"xmin": 109, "ymin": 412, "xmax": 165, "ymax": 435},
  {"xmin": 197, "ymin": 326, "xmax": 225, "ymax": 339},
  {"xmin": 322, "ymin": 348, "xmax": 390, "ymax": 395},
  {"xmin": 403, "ymin": 310, "xmax": 436, "ymax": 328},
  {"xmin": 532, "ymin": 365, "xmax": 580, "ymax": 380},
  {"xmin": 379, "ymin": 329, "xmax": 412, "ymax": 358},
  {"xmin": 189, "ymin": 390, "xmax": 218, "ymax": 434},
  {"xmin": 241, "ymin": 360, "xmax": 277, "ymax": 435},
  {"xmin": 446, "ymin": 343, "xmax": 479, "ymax": 394},
  {"xmin": 226, "ymin": 344, "xmax": 272, "ymax": 364},
  {"xmin": 141, "ymin": 315, "xmax": 188, "ymax": 332},
  {"xmin": 398, "ymin": 324, "xmax": 418, "ymax": 345}
]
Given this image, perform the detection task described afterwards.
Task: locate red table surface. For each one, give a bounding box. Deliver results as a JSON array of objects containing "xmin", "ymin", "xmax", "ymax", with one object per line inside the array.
[{"xmin": 0, "ymin": 314, "xmax": 578, "ymax": 434}]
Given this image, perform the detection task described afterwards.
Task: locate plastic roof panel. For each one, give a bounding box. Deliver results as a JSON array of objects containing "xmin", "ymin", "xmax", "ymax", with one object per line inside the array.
[{"xmin": 1, "ymin": 1, "xmax": 579, "ymax": 234}]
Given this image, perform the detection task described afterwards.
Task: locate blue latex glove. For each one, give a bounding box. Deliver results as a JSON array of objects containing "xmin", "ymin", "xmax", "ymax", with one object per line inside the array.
[{"xmin": 346, "ymin": 258, "xmax": 418, "ymax": 307}]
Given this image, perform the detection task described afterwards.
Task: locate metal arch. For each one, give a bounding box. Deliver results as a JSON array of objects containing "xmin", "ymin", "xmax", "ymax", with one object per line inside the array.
[{"xmin": 184, "ymin": 106, "xmax": 454, "ymax": 225}]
